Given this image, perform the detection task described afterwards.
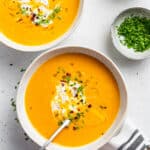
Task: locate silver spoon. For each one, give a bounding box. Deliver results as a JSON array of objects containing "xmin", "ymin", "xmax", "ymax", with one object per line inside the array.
[{"xmin": 39, "ymin": 119, "xmax": 70, "ymax": 150}]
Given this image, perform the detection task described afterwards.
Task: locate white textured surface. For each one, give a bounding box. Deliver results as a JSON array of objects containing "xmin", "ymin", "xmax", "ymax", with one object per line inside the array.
[{"xmin": 0, "ymin": 0, "xmax": 150, "ymax": 150}]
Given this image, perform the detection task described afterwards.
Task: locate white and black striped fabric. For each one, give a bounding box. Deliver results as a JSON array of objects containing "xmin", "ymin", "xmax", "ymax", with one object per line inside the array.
[{"xmin": 110, "ymin": 119, "xmax": 150, "ymax": 150}]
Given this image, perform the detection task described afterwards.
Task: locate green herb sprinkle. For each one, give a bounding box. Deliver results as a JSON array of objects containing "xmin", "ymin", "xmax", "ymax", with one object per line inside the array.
[{"xmin": 117, "ymin": 16, "xmax": 150, "ymax": 52}]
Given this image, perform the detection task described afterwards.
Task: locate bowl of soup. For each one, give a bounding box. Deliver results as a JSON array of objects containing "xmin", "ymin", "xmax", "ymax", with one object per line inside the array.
[
  {"xmin": 16, "ymin": 46, "xmax": 127, "ymax": 150},
  {"xmin": 0, "ymin": 0, "xmax": 83, "ymax": 51}
]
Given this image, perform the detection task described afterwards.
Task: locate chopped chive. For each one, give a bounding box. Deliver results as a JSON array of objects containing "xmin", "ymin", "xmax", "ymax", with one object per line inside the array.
[
  {"xmin": 11, "ymin": 100, "xmax": 16, "ymax": 112},
  {"xmin": 117, "ymin": 16, "xmax": 150, "ymax": 52},
  {"xmin": 20, "ymin": 68, "xmax": 26, "ymax": 72},
  {"xmin": 57, "ymin": 16, "xmax": 62, "ymax": 20},
  {"xmin": 14, "ymin": 117, "xmax": 19, "ymax": 123},
  {"xmin": 58, "ymin": 120, "xmax": 63, "ymax": 126},
  {"xmin": 24, "ymin": 132, "xmax": 29, "ymax": 141},
  {"xmin": 77, "ymin": 85, "xmax": 84, "ymax": 93}
]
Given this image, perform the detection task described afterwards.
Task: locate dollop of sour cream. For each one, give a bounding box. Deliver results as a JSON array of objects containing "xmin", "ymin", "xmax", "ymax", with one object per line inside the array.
[
  {"xmin": 51, "ymin": 80, "xmax": 87, "ymax": 123},
  {"xmin": 18, "ymin": 0, "xmax": 61, "ymax": 27}
]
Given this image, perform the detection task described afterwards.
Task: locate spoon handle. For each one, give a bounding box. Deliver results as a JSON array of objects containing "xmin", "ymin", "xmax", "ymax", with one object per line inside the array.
[{"xmin": 39, "ymin": 120, "xmax": 70, "ymax": 150}]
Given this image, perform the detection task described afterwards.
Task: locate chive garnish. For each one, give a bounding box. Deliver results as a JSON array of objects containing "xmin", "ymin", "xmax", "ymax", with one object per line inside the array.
[
  {"xmin": 20, "ymin": 68, "xmax": 26, "ymax": 72},
  {"xmin": 117, "ymin": 16, "xmax": 150, "ymax": 52}
]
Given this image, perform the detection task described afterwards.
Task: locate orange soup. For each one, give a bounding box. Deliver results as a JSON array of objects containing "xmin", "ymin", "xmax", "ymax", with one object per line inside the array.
[
  {"xmin": 25, "ymin": 53, "xmax": 120, "ymax": 147},
  {"xmin": 0, "ymin": 0, "xmax": 79, "ymax": 45}
]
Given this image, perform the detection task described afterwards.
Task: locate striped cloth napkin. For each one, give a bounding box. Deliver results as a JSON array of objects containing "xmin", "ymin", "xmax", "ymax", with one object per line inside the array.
[{"xmin": 108, "ymin": 119, "xmax": 150, "ymax": 150}]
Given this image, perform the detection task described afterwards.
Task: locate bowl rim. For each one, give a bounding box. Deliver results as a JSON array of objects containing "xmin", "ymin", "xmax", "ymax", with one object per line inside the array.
[
  {"xmin": 111, "ymin": 7, "xmax": 150, "ymax": 60},
  {"xmin": 16, "ymin": 46, "xmax": 128, "ymax": 150},
  {"xmin": 0, "ymin": 0, "xmax": 84, "ymax": 52}
]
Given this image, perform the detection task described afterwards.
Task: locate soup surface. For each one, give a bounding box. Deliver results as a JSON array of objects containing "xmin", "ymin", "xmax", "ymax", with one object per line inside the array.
[
  {"xmin": 0, "ymin": 0, "xmax": 79, "ymax": 45},
  {"xmin": 25, "ymin": 53, "xmax": 120, "ymax": 147}
]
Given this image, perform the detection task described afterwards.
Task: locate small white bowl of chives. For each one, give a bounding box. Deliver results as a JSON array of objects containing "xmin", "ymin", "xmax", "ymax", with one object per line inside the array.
[{"xmin": 111, "ymin": 7, "xmax": 150, "ymax": 60}]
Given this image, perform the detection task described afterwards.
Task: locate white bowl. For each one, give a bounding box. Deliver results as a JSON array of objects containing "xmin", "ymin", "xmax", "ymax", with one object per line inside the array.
[
  {"xmin": 111, "ymin": 7, "xmax": 150, "ymax": 60},
  {"xmin": 0, "ymin": 1, "xmax": 84, "ymax": 52},
  {"xmin": 16, "ymin": 46, "xmax": 128, "ymax": 150}
]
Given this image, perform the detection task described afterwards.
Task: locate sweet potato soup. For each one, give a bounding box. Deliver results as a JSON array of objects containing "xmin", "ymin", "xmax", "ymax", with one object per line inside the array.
[
  {"xmin": 25, "ymin": 53, "xmax": 120, "ymax": 147},
  {"xmin": 0, "ymin": 0, "xmax": 79, "ymax": 45}
]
